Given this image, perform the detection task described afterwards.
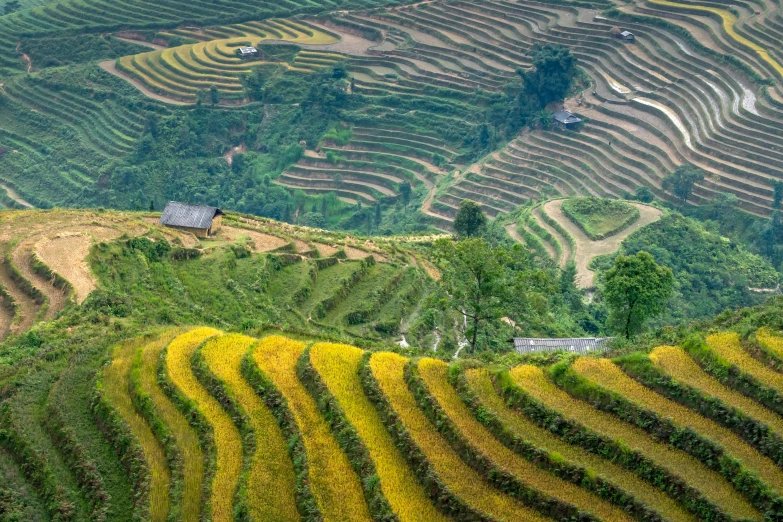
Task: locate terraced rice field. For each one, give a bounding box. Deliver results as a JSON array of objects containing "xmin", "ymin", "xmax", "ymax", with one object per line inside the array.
[
  {"xmin": 116, "ymin": 20, "xmax": 344, "ymax": 102},
  {"xmin": 2, "ymin": 0, "xmax": 782, "ymax": 221},
  {"xmin": 315, "ymin": 0, "xmax": 783, "ymax": 223},
  {"xmin": 505, "ymin": 198, "xmax": 662, "ymax": 288},
  {"xmin": 277, "ymin": 126, "xmax": 450, "ymax": 213},
  {"xmin": 8, "ymin": 325, "xmax": 783, "ymax": 520},
  {"xmin": 572, "ymin": 357, "xmax": 783, "ymax": 497}
]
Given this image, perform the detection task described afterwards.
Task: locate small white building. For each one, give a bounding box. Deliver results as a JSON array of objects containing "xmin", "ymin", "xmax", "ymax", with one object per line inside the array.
[{"xmin": 236, "ymin": 46, "xmax": 259, "ymax": 59}]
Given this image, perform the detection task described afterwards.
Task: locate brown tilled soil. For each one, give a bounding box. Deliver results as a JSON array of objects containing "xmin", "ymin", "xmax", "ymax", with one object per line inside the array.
[
  {"xmin": 36, "ymin": 234, "xmax": 99, "ymax": 304},
  {"xmin": 543, "ymin": 199, "xmax": 663, "ymax": 288},
  {"xmin": 12, "ymin": 236, "xmax": 64, "ymax": 321},
  {"xmin": 34, "ymin": 226, "xmax": 124, "ymax": 304},
  {"xmin": 0, "ymin": 243, "xmax": 35, "ymax": 337},
  {"xmin": 314, "ymin": 242, "xmax": 340, "ymax": 257},
  {"xmin": 291, "ymin": 239, "xmax": 312, "ymax": 253},
  {"xmin": 222, "ymin": 226, "xmax": 288, "ymax": 252}
]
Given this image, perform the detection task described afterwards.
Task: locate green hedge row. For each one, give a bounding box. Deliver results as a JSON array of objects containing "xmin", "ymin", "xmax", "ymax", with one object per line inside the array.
[
  {"xmin": 550, "ymin": 362, "xmax": 783, "ymax": 517},
  {"xmin": 357, "ymin": 353, "xmax": 494, "ymax": 521},
  {"xmin": 240, "ymin": 348, "xmax": 321, "ymax": 521},
  {"xmin": 618, "ymin": 352, "xmax": 783, "ymax": 468},
  {"xmin": 297, "ymin": 347, "xmax": 397, "ymax": 521},
  {"xmin": 407, "ymin": 361, "xmax": 598, "ymax": 522},
  {"xmin": 494, "ymin": 369, "xmax": 731, "ymax": 521},
  {"xmin": 450, "ymin": 365, "xmax": 666, "ymax": 522}
]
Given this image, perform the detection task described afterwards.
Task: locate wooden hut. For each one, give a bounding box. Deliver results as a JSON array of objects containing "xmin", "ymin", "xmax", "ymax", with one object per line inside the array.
[
  {"xmin": 553, "ymin": 109, "xmax": 582, "ymax": 130},
  {"xmin": 159, "ymin": 201, "xmax": 223, "ymax": 238}
]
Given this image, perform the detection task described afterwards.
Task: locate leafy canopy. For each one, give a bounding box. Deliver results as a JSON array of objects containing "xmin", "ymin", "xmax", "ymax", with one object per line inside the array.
[
  {"xmin": 453, "ymin": 199, "xmax": 487, "ymax": 238},
  {"xmin": 603, "ymin": 251, "xmax": 674, "ymax": 338},
  {"xmin": 662, "ymin": 164, "xmax": 704, "ymax": 205}
]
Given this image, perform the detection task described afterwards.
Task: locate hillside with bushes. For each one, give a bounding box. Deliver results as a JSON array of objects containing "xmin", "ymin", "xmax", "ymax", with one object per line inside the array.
[{"xmin": 0, "ymin": 206, "xmax": 779, "ymax": 520}]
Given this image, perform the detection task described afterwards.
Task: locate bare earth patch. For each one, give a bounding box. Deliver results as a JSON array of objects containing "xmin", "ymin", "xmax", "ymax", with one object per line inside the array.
[
  {"xmin": 542, "ymin": 199, "xmax": 663, "ymax": 289},
  {"xmin": 36, "ymin": 233, "xmax": 99, "ymax": 304},
  {"xmin": 314, "ymin": 242, "xmax": 340, "ymax": 257},
  {"xmin": 222, "ymin": 226, "xmax": 288, "ymax": 252}
]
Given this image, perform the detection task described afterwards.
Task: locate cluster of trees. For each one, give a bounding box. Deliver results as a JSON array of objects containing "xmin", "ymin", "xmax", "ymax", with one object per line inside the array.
[
  {"xmin": 434, "ymin": 199, "xmax": 678, "ymax": 353},
  {"xmin": 480, "ymin": 44, "xmax": 580, "ymax": 153}
]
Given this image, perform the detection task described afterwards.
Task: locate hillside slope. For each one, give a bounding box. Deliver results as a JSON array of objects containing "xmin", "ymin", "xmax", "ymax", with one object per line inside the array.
[{"xmin": 4, "ymin": 319, "xmax": 783, "ymax": 520}]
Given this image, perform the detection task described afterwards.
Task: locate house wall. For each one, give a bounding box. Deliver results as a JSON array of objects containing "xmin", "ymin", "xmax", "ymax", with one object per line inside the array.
[
  {"xmin": 163, "ymin": 224, "xmax": 209, "ymax": 238},
  {"xmin": 209, "ymin": 215, "xmax": 223, "ymax": 236}
]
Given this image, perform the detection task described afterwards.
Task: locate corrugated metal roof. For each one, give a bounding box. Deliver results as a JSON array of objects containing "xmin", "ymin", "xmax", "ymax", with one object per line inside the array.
[
  {"xmin": 553, "ymin": 110, "xmax": 581, "ymax": 124},
  {"xmin": 160, "ymin": 201, "xmax": 221, "ymax": 229},
  {"xmin": 512, "ymin": 337, "xmax": 611, "ymax": 355}
]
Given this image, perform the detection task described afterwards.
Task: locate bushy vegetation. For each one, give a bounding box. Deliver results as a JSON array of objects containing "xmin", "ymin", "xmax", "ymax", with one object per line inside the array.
[
  {"xmin": 561, "ymin": 197, "xmax": 640, "ymax": 240},
  {"xmin": 592, "ymin": 214, "xmax": 779, "ymax": 327}
]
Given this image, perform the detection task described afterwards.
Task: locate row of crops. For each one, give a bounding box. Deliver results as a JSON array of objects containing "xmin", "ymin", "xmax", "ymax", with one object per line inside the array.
[
  {"xmin": 5, "ymin": 325, "xmax": 782, "ymax": 520},
  {"xmin": 117, "ymin": 19, "xmax": 344, "ymax": 102},
  {"xmin": 316, "ymin": 0, "xmax": 783, "ymax": 222}
]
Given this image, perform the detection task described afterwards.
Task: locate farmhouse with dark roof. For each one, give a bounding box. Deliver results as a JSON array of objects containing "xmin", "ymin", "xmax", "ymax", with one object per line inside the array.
[
  {"xmin": 553, "ymin": 109, "xmax": 582, "ymax": 130},
  {"xmin": 160, "ymin": 201, "xmax": 223, "ymax": 237}
]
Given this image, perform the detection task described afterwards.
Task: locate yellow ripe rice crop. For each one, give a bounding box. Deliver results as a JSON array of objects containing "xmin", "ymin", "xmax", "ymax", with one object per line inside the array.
[
  {"xmin": 648, "ymin": 0, "xmax": 783, "ymax": 78},
  {"xmin": 509, "ymin": 365, "xmax": 761, "ymax": 521},
  {"xmin": 310, "ymin": 343, "xmax": 448, "ymax": 522},
  {"xmin": 708, "ymin": 332, "xmax": 783, "ymax": 393},
  {"xmin": 103, "ymin": 330, "xmax": 183, "ymax": 522},
  {"xmin": 201, "ymin": 334, "xmax": 299, "ymax": 522},
  {"xmin": 139, "ymin": 329, "xmax": 214, "ymax": 521},
  {"xmin": 573, "ymin": 358, "xmax": 783, "ymax": 496},
  {"xmin": 465, "ymin": 369, "xmax": 695, "ymax": 522},
  {"xmin": 651, "ymin": 346, "xmax": 783, "ymax": 439},
  {"xmin": 252, "ymin": 336, "xmax": 371, "ymax": 521},
  {"xmin": 756, "ymin": 328, "xmax": 783, "ymax": 360},
  {"xmin": 166, "ymin": 328, "xmax": 244, "ymax": 522},
  {"xmin": 122, "ymin": 19, "xmax": 341, "ymax": 100},
  {"xmin": 419, "ymin": 359, "xmax": 633, "ymax": 522},
  {"xmin": 369, "ymin": 352, "xmax": 548, "ymax": 522}
]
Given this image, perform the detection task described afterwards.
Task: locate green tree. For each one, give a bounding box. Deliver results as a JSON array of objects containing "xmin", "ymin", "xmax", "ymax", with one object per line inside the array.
[
  {"xmin": 524, "ymin": 44, "xmax": 576, "ymax": 105},
  {"xmin": 633, "ymin": 186, "xmax": 654, "ymax": 203},
  {"xmin": 399, "ymin": 181, "xmax": 412, "ymax": 206},
  {"xmin": 453, "ymin": 199, "xmax": 487, "ymax": 238},
  {"xmin": 662, "ymin": 164, "xmax": 704, "ymax": 205},
  {"xmin": 603, "ymin": 251, "xmax": 674, "ymax": 338},
  {"xmin": 774, "ymin": 180, "xmax": 783, "ymax": 210},
  {"xmin": 374, "ymin": 202, "xmax": 382, "ymax": 227},
  {"xmin": 4, "ymin": 0, "xmax": 20, "ymax": 14},
  {"xmin": 210, "ymin": 85, "xmax": 219, "ymax": 106},
  {"xmin": 435, "ymin": 237, "xmax": 508, "ymax": 353}
]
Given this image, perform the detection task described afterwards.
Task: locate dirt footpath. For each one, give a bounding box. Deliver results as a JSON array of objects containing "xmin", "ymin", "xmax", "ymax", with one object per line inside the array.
[{"xmin": 543, "ymin": 199, "xmax": 663, "ymax": 289}]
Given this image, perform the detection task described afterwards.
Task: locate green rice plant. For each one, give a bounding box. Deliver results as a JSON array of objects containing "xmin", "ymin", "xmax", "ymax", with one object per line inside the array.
[
  {"xmin": 308, "ymin": 342, "xmax": 447, "ymax": 522},
  {"xmin": 200, "ymin": 334, "xmax": 299, "ymax": 522}
]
